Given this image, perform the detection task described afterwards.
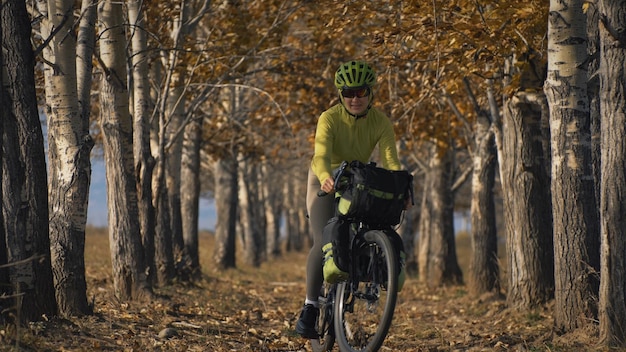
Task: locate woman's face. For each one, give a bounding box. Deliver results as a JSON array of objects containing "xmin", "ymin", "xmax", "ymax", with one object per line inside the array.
[{"xmin": 341, "ymin": 88, "xmax": 370, "ymax": 116}]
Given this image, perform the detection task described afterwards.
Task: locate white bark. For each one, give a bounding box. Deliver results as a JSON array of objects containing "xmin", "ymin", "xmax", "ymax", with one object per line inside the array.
[
  {"xmin": 545, "ymin": 0, "xmax": 599, "ymax": 331},
  {"xmin": 42, "ymin": 0, "xmax": 93, "ymax": 316},
  {"xmin": 128, "ymin": 0, "xmax": 156, "ymax": 282},
  {"xmin": 98, "ymin": 0, "xmax": 149, "ymax": 300}
]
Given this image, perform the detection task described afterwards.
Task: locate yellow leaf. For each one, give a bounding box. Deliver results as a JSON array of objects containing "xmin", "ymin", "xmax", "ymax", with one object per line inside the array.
[{"xmin": 582, "ymin": 2, "xmax": 590, "ymax": 13}]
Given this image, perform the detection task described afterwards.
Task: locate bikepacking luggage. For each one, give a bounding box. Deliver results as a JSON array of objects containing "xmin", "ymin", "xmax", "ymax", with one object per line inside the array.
[
  {"xmin": 322, "ymin": 217, "xmax": 350, "ymax": 284},
  {"xmin": 336, "ymin": 160, "xmax": 413, "ymax": 226},
  {"xmin": 384, "ymin": 229, "xmax": 406, "ymax": 292},
  {"xmin": 321, "ymin": 218, "xmax": 407, "ymax": 291}
]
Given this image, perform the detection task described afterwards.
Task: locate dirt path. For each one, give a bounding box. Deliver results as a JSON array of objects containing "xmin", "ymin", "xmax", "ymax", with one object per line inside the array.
[{"xmin": 0, "ymin": 231, "xmax": 594, "ymax": 351}]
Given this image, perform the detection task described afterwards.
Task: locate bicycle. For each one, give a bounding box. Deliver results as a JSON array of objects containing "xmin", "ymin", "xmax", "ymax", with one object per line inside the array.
[{"xmin": 310, "ymin": 160, "xmax": 412, "ymax": 352}]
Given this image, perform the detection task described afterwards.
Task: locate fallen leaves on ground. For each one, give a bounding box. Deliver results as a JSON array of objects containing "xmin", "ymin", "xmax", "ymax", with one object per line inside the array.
[{"xmin": 0, "ymin": 230, "xmax": 600, "ymax": 351}]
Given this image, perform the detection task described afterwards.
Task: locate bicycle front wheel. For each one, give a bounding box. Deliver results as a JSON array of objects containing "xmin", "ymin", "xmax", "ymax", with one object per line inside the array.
[{"xmin": 334, "ymin": 230, "xmax": 398, "ymax": 352}]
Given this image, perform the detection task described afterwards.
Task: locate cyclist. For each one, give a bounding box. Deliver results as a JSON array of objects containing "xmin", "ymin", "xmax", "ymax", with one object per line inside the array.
[{"xmin": 296, "ymin": 60, "xmax": 403, "ymax": 339}]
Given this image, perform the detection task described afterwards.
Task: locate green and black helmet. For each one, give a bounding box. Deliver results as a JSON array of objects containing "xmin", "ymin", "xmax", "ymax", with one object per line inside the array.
[{"xmin": 334, "ymin": 60, "xmax": 377, "ymax": 89}]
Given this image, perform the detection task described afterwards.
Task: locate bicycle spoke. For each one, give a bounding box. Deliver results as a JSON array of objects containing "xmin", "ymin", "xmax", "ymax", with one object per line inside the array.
[{"xmin": 334, "ymin": 230, "xmax": 398, "ymax": 352}]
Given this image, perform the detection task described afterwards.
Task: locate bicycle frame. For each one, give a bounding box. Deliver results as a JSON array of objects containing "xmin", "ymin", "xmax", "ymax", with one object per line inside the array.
[{"xmin": 312, "ymin": 219, "xmax": 399, "ymax": 352}]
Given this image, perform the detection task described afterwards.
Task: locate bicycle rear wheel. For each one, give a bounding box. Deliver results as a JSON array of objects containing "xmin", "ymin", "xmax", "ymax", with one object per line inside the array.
[
  {"xmin": 310, "ymin": 283, "xmax": 335, "ymax": 352},
  {"xmin": 334, "ymin": 230, "xmax": 398, "ymax": 352}
]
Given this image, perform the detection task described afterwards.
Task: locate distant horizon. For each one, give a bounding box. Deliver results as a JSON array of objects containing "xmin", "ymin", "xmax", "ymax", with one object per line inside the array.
[{"xmin": 88, "ymin": 158, "xmax": 217, "ymax": 231}]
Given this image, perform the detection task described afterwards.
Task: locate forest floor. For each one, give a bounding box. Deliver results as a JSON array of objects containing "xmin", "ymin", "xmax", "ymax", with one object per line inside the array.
[{"xmin": 0, "ymin": 228, "xmax": 604, "ymax": 351}]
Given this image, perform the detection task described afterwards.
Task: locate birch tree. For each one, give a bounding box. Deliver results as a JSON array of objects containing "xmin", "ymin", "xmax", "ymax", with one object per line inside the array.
[
  {"xmin": 77, "ymin": 0, "xmax": 97, "ymax": 120},
  {"xmin": 98, "ymin": 0, "xmax": 151, "ymax": 300},
  {"xmin": 128, "ymin": 0, "xmax": 157, "ymax": 284},
  {"xmin": 545, "ymin": 0, "xmax": 599, "ymax": 331},
  {"xmin": 464, "ymin": 78, "xmax": 499, "ymax": 296},
  {"xmin": 39, "ymin": 0, "xmax": 94, "ymax": 317},
  {"xmin": 212, "ymin": 84, "xmax": 241, "ymax": 269},
  {"xmin": 1, "ymin": 0, "xmax": 57, "ymax": 321},
  {"xmin": 586, "ymin": 0, "xmax": 601, "ymax": 207},
  {"xmin": 500, "ymin": 90, "xmax": 554, "ymax": 309},
  {"xmin": 164, "ymin": 75, "xmax": 186, "ymax": 272},
  {"xmin": 598, "ymin": 0, "xmax": 626, "ymax": 345},
  {"xmin": 152, "ymin": 0, "xmax": 209, "ymax": 282},
  {"xmin": 0, "ymin": 6, "xmax": 3, "ymax": 301},
  {"xmin": 284, "ymin": 176, "xmax": 304, "ymax": 251},
  {"xmin": 214, "ymin": 157, "xmax": 238, "ymax": 269},
  {"xmin": 0, "ymin": 10, "xmax": 3, "ymax": 317},
  {"xmin": 238, "ymin": 154, "xmax": 262, "ymax": 267},
  {"xmin": 262, "ymin": 160, "xmax": 282, "ymax": 259},
  {"xmin": 417, "ymin": 146, "xmax": 463, "ymax": 287},
  {"xmin": 181, "ymin": 115, "xmax": 203, "ymax": 275}
]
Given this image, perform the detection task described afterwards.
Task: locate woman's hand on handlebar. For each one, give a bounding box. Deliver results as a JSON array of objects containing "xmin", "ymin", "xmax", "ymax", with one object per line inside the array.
[
  {"xmin": 317, "ymin": 177, "xmax": 335, "ymax": 197},
  {"xmin": 321, "ymin": 177, "xmax": 335, "ymax": 194}
]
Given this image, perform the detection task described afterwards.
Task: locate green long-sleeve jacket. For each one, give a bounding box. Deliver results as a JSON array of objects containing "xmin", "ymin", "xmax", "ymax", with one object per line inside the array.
[{"xmin": 311, "ymin": 104, "xmax": 401, "ymax": 184}]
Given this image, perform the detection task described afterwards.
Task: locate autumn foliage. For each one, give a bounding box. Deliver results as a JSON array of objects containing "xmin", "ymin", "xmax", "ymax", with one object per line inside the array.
[{"xmin": 135, "ymin": 0, "xmax": 548, "ymax": 166}]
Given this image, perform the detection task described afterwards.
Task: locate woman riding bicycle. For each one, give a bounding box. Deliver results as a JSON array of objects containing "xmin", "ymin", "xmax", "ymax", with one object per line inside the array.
[{"xmin": 296, "ymin": 60, "xmax": 403, "ymax": 339}]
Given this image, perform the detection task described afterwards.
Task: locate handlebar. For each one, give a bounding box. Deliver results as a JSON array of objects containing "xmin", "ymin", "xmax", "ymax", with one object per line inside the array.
[{"xmin": 317, "ymin": 161, "xmax": 350, "ymax": 198}]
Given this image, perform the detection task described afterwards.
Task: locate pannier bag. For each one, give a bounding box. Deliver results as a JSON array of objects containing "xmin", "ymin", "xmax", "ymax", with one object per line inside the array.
[
  {"xmin": 383, "ymin": 229, "xmax": 407, "ymax": 292},
  {"xmin": 337, "ymin": 160, "xmax": 413, "ymax": 226},
  {"xmin": 322, "ymin": 217, "xmax": 350, "ymax": 283}
]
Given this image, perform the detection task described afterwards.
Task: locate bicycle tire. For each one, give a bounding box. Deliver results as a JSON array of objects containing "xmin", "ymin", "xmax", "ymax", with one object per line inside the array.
[
  {"xmin": 310, "ymin": 283, "xmax": 335, "ymax": 352},
  {"xmin": 334, "ymin": 229, "xmax": 398, "ymax": 352}
]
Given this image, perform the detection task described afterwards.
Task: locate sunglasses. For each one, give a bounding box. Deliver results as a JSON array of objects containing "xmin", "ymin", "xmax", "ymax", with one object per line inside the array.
[{"xmin": 341, "ymin": 88, "xmax": 369, "ymax": 98}]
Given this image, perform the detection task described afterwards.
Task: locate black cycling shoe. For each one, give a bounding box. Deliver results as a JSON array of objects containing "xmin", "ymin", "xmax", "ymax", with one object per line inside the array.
[{"xmin": 295, "ymin": 304, "xmax": 319, "ymax": 339}]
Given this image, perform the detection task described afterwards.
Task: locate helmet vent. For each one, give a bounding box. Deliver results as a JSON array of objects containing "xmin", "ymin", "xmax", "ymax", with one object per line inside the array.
[{"xmin": 335, "ymin": 60, "xmax": 376, "ymax": 89}]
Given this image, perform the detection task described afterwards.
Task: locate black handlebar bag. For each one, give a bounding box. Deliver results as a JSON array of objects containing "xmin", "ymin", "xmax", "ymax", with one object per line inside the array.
[{"xmin": 336, "ymin": 160, "xmax": 413, "ymax": 227}]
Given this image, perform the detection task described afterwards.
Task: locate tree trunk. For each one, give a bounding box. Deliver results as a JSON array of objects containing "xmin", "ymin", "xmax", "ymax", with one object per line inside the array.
[
  {"xmin": 501, "ymin": 92, "xmax": 554, "ymax": 309},
  {"xmin": 1, "ymin": 0, "xmax": 57, "ymax": 321},
  {"xmin": 154, "ymin": 161, "xmax": 174, "ymax": 285},
  {"xmin": 254, "ymin": 162, "xmax": 268, "ymax": 262},
  {"xmin": 181, "ymin": 115, "xmax": 202, "ymax": 276},
  {"xmin": 162, "ymin": 0, "xmax": 209, "ymax": 279},
  {"xmin": 458, "ymin": 75, "xmax": 500, "ymax": 296},
  {"xmin": 41, "ymin": 0, "xmax": 94, "ymax": 317},
  {"xmin": 256, "ymin": 163, "xmax": 268, "ymax": 262},
  {"xmin": 238, "ymin": 155, "xmax": 261, "ymax": 267},
  {"xmin": 165, "ymin": 73, "xmax": 186, "ymax": 274},
  {"xmin": 545, "ymin": 0, "xmax": 600, "ymax": 332},
  {"xmin": 98, "ymin": 0, "xmax": 150, "ymax": 300},
  {"xmin": 77, "ymin": 0, "xmax": 96, "ymax": 125},
  {"xmin": 284, "ymin": 175, "xmax": 303, "ymax": 252},
  {"xmin": 128, "ymin": 0, "xmax": 157, "ymax": 284},
  {"xmin": 296, "ymin": 168, "xmax": 309, "ymax": 251},
  {"xmin": 152, "ymin": 7, "xmax": 187, "ymax": 284},
  {"xmin": 283, "ymin": 180, "xmax": 295, "ymax": 251},
  {"xmin": 417, "ymin": 146, "xmax": 463, "ymax": 287},
  {"xmin": 153, "ymin": 71, "xmax": 174, "ymax": 285},
  {"xmin": 0, "ymin": 4, "xmax": 5, "ymax": 311},
  {"xmin": 586, "ymin": 0, "xmax": 601, "ymax": 210},
  {"xmin": 262, "ymin": 161, "xmax": 281, "ymax": 258},
  {"xmin": 214, "ymin": 157, "xmax": 238, "ymax": 269},
  {"xmin": 598, "ymin": 0, "xmax": 626, "ymax": 346},
  {"xmin": 468, "ymin": 113, "xmax": 499, "ymax": 296}
]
